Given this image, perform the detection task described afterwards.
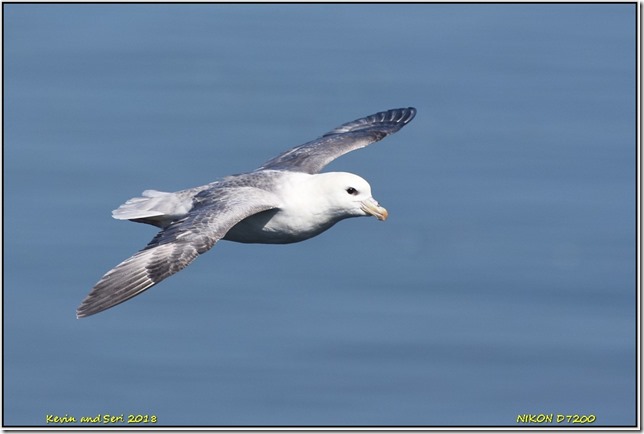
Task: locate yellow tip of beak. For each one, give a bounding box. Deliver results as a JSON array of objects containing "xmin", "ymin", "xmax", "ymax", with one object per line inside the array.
[{"xmin": 361, "ymin": 199, "xmax": 388, "ymax": 221}]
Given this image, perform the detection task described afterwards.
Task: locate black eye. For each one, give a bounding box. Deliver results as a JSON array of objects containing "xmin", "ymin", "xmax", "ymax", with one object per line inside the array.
[{"xmin": 346, "ymin": 187, "xmax": 358, "ymax": 195}]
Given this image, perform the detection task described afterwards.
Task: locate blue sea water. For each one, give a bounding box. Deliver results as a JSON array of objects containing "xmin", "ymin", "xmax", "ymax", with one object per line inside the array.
[{"xmin": 4, "ymin": 3, "xmax": 636, "ymax": 427}]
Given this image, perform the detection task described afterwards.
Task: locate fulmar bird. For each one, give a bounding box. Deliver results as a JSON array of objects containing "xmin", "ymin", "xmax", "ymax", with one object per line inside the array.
[{"xmin": 77, "ymin": 107, "xmax": 416, "ymax": 318}]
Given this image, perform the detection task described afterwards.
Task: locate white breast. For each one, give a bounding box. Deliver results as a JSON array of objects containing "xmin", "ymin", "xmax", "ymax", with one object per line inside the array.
[{"xmin": 223, "ymin": 172, "xmax": 345, "ymax": 244}]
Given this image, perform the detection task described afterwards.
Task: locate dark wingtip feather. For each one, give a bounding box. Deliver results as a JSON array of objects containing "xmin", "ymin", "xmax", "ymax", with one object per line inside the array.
[
  {"xmin": 323, "ymin": 107, "xmax": 416, "ymax": 136},
  {"xmin": 76, "ymin": 243, "xmax": 197, "ymax": 318}
]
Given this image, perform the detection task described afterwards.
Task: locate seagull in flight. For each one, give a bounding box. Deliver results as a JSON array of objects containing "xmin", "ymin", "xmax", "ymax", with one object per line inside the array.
[{"xmin": 77, "ymin": 107, "xmax": 417, "ymax": 318}]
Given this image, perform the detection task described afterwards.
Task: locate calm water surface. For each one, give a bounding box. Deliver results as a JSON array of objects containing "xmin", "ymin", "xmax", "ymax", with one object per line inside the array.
[{"xmin": 4, "ymin": 4, "xmax": 636, "ymax": 427}]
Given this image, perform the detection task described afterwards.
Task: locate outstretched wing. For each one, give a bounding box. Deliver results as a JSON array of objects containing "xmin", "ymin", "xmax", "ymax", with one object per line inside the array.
[
  {"xmin": 257, "ymin": 107, "xmax": 416, "ymax": 174},
  {"xmin": 77, "ymin": 187, "xmax": 280, "ymax": 318}
]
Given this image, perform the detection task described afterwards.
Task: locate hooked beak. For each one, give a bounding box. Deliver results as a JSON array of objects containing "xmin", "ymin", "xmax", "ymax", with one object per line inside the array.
[{"xmin": 360, "ymin": 198, "xmax": 388, "ymax": 221}]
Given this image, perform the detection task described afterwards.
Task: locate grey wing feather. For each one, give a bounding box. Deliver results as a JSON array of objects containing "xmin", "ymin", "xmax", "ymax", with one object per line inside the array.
[
  {"xmin": 257, "ymin": 107, "xmax": 416, "ymax": 174},
  {"xmin": 77, "ymin": 187, "xmax": 280, "ymax": 318}
]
